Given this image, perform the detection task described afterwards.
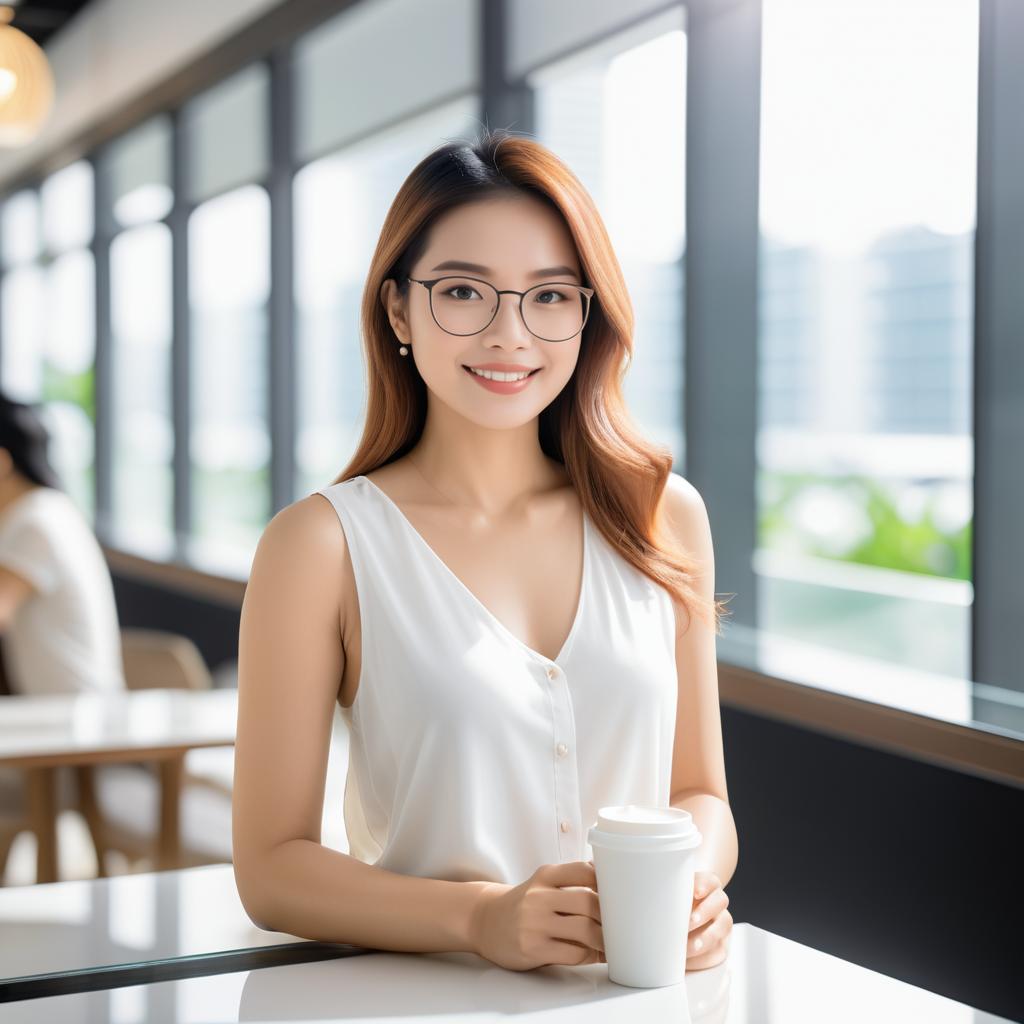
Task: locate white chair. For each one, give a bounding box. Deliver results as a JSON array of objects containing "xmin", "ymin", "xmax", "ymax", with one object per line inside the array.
[
  {"xmin": 91, "ymin": 634, "xmax": 351, "ymax": 871},
  {"xmin": 84, "ymin": 628, "xmax": 233, "ymax": 872}
]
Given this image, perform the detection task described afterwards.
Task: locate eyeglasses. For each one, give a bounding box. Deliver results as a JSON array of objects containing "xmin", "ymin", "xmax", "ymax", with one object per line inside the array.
[{"xmin": 407, "ymin": 275, "xmax": 595, "ymax": 343}]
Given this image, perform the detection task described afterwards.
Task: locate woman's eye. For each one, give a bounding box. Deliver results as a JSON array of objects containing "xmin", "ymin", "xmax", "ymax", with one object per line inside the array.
[
  {"xmin": 535, "ymin": 289, "xmax": 566, "ymax": 304},
  {"xmin": 445, "ymin": 286, "xmax": 479, "ymax": 300}
]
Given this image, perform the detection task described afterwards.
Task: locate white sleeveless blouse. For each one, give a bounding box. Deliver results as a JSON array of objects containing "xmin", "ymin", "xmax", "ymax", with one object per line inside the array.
[{"xmin": 316, "ymin": 475, "xmax": 678, "ymax": 886}]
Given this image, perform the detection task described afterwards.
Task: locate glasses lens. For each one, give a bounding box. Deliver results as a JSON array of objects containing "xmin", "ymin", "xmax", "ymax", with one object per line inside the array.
[
  {"xmin": 522, "ymin": 283, "xmax": 588, "ymax": 342},
  {"xmin": 429, "ymin": 277, "xmax": 588, "ymax": 341},
  {"xmin": 430, "ymin": 277, "xmax": 499, "ymax": 336}
]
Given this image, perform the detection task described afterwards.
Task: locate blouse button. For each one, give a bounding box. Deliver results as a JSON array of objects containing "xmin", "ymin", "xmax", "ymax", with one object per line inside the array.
[
  {"xmin": 560, "ymin": 820, "xmax": 570, "ymax": 833},
  {"xmin": 556, "ymin": 743, "xmax": 568, "ymax": 757},
  {"xmin": 547, "ymin": 665, "xmax": 559, "ymax": 679}
]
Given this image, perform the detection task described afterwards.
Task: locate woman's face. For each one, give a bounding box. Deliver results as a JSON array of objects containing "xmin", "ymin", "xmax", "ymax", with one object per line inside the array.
[{"xmin": 381, "ymin": 194, "xmax": 587, "ymax": 430}]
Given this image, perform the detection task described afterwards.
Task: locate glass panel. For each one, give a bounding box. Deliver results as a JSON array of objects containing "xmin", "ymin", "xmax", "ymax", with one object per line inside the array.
[
  {"xmin": 0, "ymin": 265, "xmax": 45, "ymax": 398},
  {"xmin": 508, "ymin": 0, "xmax": 674, "ymax": 80},
  {"xmin": 718, "ymin": 622, "xmax": 1024, "ymax": 743},
  {"xmin": 100, "ymin": 115, "xmax": 173, "ymax": 230},
  {"xmin": 184, "ymin": 64, "xmax": 269, "ymax": 204},
  {"xmin": 757, "ymin": 0, "xmax": 978, "ymax": 677},
  {"xmin": 42, "ymin": 249, "xmax": 97, "ymax": 520},
  {"xmin": 293, "ymin": 97, "xmax": 480, "ymax": 497},
  {"xmin": 188, "ymin": 184, "xmax": 270, "ymax": 574},
  {"xmin": 110, "ymin": 223, "xmax": 174, "ymax": 556},
  {"xmin": 294, "ymin": 0, "xmax": 478, "ymax": 163},
  {"xmin": 40, "ymin": 160, "xmax": 94, "ymax": 253},
  {"xmin": 531, "ymin": 9, "xmax": 687, "ymax": 467},
  {"xmin": 1, "ymin": 189, "xmax": 41, "ymax": 267}
]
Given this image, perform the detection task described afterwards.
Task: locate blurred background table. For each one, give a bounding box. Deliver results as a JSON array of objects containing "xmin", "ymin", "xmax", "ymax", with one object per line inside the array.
[{"xmin": 0, "ymin": 688, "xmax": 237, "ymax": 883}]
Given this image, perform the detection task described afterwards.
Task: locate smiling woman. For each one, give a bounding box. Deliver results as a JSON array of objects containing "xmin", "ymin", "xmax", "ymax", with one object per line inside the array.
[{"xmin": 233, "ymin": 129, "xmax": 734, "ymax": 974}]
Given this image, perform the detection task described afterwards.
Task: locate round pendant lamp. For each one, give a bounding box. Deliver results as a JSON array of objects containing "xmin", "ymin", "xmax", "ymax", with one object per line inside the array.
[{"xmin": 0, "ymin": 5, "xmax": 55, "ymax": 147}]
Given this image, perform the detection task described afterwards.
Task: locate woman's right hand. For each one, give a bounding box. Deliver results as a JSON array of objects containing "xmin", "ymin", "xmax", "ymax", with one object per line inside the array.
[{"xmin": 469, "ymin": 860, "xmax": 605, "ymax": 971}]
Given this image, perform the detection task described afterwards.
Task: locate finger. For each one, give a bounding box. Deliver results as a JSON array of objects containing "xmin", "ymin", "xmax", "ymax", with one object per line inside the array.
[
  {"xmin": 689, "ymin": 887, "xmax": 729, "ymax": 932},
  {"xmin": 686, "ymin": 933, "xmax": 730, "ymax": 971},
  {"xmin": 692, "ymin": 872, "xmax": 721, "ymax": 901},
  {"xmin": 688, "ymin": 908, "xmax": 733, "ymax": 959},
  {"xmin": 541, "ymin": 861, "xmax": 599, "ymax": 890},
  {"xmin": 550, "ymin": 885, "xmax": 602, "ymax": 923},
  {"xmin": 552, "ymin": 910, "xmax": 605, "ymax": 954},
  {"xmin": 545, "ymin": 938, "xmax": 603, "ymax": 967}
]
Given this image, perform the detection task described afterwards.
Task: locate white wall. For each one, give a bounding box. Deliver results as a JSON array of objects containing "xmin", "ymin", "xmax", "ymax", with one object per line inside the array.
[{"xmin": 0, "ymin": 0, "xmax": 285, "ymax": 191}]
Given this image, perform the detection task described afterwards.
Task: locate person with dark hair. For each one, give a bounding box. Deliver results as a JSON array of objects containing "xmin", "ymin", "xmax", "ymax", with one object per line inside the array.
[{"xmin": 0, "ymin": 392, "xmax": 125, "ymax": 695}]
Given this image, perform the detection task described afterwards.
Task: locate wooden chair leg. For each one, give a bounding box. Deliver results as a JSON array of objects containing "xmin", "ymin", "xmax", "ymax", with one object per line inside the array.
[
  {"xmin": 74, "ymin": 766, "xmax": 109, "ymax": 878},
  {"xmin": 25, "ymin": 768, "xmax": 58, "ymax": 884},
  {"xmin": 156, "ymin": 755, "xmax": 184, "ymax": 871},
  {"xmin": 0, "ymin": 823, "xmax": 23, "ymax": 884}
]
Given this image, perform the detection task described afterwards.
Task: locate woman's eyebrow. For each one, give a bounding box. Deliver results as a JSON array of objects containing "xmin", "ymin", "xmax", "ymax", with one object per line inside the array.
[{"xmin": 429, "ymin": 259, "xmax": 580, "ymax": 281}]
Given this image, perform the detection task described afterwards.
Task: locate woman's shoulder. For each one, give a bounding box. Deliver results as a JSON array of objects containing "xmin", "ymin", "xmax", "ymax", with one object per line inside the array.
[
  {"xmin": 266, "ymin": 487, "xmax": 356, "ymax": 559},
  {"xmin": 247, "ymin": 491, "xmax": 354, "ymax": 629},
  {"xmin": 0, "ymin": 486, "xmax": 64, "ymax": 536}
]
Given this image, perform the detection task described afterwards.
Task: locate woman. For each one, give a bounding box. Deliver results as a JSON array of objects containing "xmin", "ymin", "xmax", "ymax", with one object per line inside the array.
[
  {"xmin": 233, "ymin": 130, "xmax": 736, "ymax": 973},
  {"xmin": 0, "ymin": 393, "xmax": 125, "ymax": 695}
]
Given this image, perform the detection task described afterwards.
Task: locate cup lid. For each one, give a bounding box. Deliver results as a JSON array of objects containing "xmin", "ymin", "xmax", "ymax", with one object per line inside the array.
[{"xmin": 588, "ymin": 804, "xmax": 702, "ymax": 851}]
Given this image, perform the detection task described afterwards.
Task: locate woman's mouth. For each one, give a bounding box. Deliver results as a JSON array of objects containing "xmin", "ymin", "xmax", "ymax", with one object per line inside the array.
[{"xmin": 462, "ymin": 365, "xmax": 542, "ymax": 394}]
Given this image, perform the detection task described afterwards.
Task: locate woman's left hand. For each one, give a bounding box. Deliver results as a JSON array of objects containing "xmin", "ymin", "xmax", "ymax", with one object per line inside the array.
[{"xmin": 686, "ymin": 870, "xmax": 732, "ymax": 970}]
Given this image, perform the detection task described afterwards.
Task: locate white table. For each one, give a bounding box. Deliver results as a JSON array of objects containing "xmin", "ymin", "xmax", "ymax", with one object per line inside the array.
[
  {"xmin": 1, "ymin": 918, "xmax": 1015, "ymax": 1022},
  {"xmin": 0, "ymin": 688, "xmax": 238, "ymax": 882},
  {"xmin": 0, "ymin": 863, "xmax": 362, "ymax": 1001}
]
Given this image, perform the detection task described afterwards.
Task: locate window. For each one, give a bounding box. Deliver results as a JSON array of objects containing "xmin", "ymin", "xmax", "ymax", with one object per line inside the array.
[
  {"xmin": 530, "ymin": 7, "xmax": 687, "ymax": 466},
  {"xmin": 101, "ymin": 116, "xmax": 175, "ymax": 556},
  {"xmin": 0, "ymin": 191, "xmax": 45, "ymax": 397},
  {"xmin": 756, "ymin": 0, "xmax": 979, "ymax": 677},
  {"xmin": 4, "ymin": 161, "xmax": 98, "ymax": 521},
  {"xmin": 109, "ymin": 224, "xmax": 174, "ymax": 553},
  {"xmin": 183, "ymin": 67, "xmax": 271, "ymax": 574},
  {"xmin": 103, "ymin": 115, "xmax": 173, "ymax": 230},
  {"xmin": 184, "ymin": 64, "xmax": 269, "ymax": 206},
  {"xmin": 293, "ymin": 0, "xmax": 478, "ymax": 164},
  {"xmin": 187, "ymin": 184, "xmax": 271, "ymax": 572},
  {"xmin": 291, "ymin": 0, "xmax": 481, "ymax": 494},
  {"xmin": 293, "ymin": 99, "xmax": 480, "ymax": 496}
]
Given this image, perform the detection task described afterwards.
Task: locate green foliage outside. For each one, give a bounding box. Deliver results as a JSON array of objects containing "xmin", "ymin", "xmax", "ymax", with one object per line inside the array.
[
  {"xmin": 41, "ymin": 363, "xmax": 96, "ymax": 422},
  {"xmin": 759, "ymin": 471, "xmax": 972, "ymax": 582}
]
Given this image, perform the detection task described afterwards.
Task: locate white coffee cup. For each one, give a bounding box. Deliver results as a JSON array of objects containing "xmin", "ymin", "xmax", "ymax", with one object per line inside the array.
[{"xmin": 587, "ymin": 803, "xmax": 703, "ymax": 988}]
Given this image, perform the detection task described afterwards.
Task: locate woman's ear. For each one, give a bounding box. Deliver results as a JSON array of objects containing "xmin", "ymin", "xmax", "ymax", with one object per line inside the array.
[{"xmin": 380, "ymin": 278, "xmax": 411, "ymax": 344}]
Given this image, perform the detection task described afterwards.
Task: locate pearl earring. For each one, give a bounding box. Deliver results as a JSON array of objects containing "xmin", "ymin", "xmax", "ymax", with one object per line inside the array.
[{"xmin": 399, "ymin": 345, "xmax": 409, "ymax": 356}]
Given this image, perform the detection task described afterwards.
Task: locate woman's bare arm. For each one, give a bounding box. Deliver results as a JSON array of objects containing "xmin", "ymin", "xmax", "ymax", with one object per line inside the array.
[{"xmin": 232, "ymin": 494, "xmax": 493, "ymax": 953}]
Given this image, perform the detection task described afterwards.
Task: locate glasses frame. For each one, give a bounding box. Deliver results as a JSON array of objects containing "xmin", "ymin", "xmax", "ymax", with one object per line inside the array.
[{"xmin": 407, "ymin": 275, "xmax": 596, "ymax": 343}]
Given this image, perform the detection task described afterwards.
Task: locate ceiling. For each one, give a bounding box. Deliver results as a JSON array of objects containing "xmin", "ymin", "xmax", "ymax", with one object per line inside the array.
[{"xmin": 2, "ymin": 0, "xmax": 93, "ymax": 48}]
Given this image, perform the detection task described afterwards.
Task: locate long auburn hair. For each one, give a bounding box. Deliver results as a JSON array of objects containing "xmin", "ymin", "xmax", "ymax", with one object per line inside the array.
[{"xmin": 331, "ymin": 128, "xmax": 729, "ymax": 638}]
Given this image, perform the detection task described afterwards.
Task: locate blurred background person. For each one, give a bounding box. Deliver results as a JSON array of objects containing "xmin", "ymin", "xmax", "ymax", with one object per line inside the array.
[{"xmin": 0, "ymin": 392, "xmax": 125, "ymax": 696}]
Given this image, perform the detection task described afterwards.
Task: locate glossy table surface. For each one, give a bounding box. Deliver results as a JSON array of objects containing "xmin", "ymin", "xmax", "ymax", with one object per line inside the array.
[
  {"xmin": 0, "ymin": 863, "xmax": 358, "ymax": 998},
  {"xmin": 2, "ymin": 918, "xmax": 1016, "ymax": 1023}
]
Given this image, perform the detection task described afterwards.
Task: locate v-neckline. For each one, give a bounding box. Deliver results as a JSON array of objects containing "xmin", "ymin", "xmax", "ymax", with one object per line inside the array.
[{"xmin": 358, "ymin": 475, "xmax": 588, "ymax": 667}]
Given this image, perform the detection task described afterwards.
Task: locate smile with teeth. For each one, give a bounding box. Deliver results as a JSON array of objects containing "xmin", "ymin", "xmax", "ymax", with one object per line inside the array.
[{"xmin": 465, "ymin": 366, "xmax": 538, "ymax": 382}]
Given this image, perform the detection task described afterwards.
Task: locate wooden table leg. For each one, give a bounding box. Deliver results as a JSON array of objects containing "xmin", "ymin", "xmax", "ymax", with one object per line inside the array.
[
  {"xmin": 25, "ymin": 767, "xmax": 58, "ymax": 884},
  {"xmin": 156, "ymin": 755, "xmax": 184, "ymax": 871},
  {"xmin": 74, "ymin": 765, "xmax": 109, "ymax": 878}
]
